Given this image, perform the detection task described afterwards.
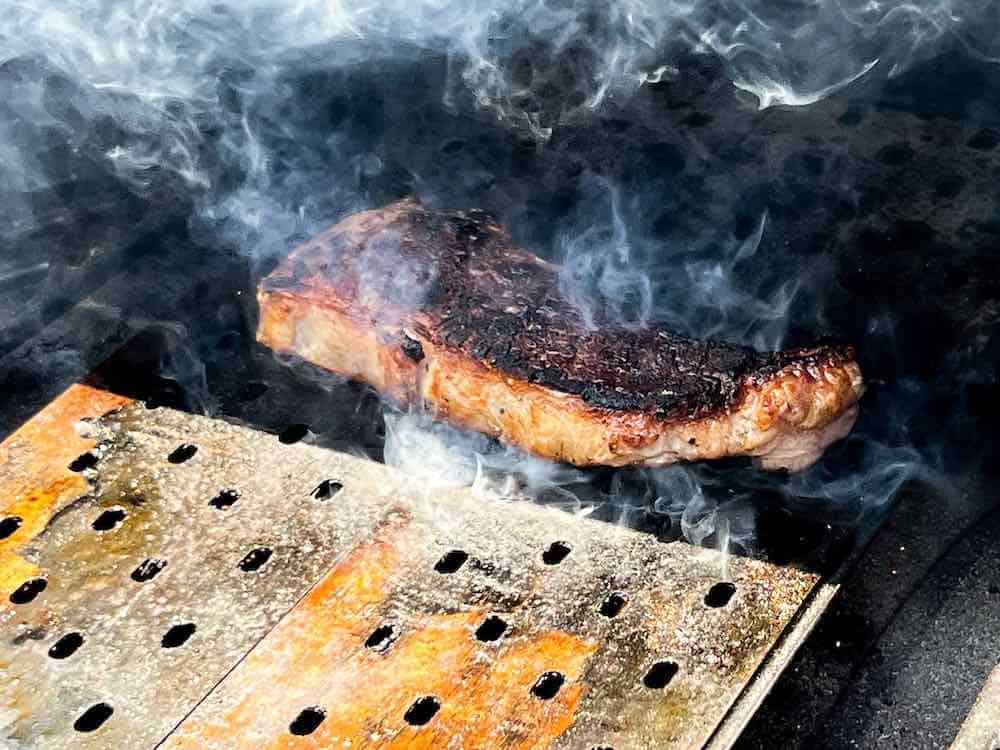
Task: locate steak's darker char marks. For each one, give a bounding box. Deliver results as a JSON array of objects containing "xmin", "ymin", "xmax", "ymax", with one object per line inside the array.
[
  {"xmin": 259, "ymin": 200, "xmax": 863, "ymax": 469},
  {"xmin": 278, "ymin": 200, "xmax": 854, "ymax": 420}
]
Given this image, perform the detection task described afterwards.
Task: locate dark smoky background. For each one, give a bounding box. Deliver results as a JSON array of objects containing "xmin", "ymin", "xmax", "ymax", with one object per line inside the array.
[{"xmin": 2, "ymin": 3, "xmax": 1000, "ymax": 746}]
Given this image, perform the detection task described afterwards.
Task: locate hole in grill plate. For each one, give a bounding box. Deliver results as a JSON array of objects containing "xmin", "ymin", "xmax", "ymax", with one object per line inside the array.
[
  {"xmin": 161, "ymin": 623, "xmax": 196, "ymax": 648},
  {"xmin": 167, "ymin": 443, "xmax": 198, "ymax": 464},
  {"xmin": 48, "ymin": 632, "xmax": 85, "ymax": 659},
  {"xmin": 74, "ymin": 703, "xmax": 113, "ymax": 732},
  {"xmin": 531, "ymin": 671, "xmax": 565, "ymax": 699},
  {"xmin": 238, "ymin": 547, "xmax": 273, "ymax": 572},
  {"xmin": 542, "ymin": 541, "xmax": 571, "ymax": 565},
  {"xmin": 475, "ymin": 615, "xmax": 508, "ymax": 642},
  {"xmin": 289, "ymin": 706, "xmax": 326, "ymax": 735},
  {"xmin": 69, "ymin": 452, "xmax": 99, "ymax": 472},
  {"xmin": 311, "ymin": 479, "xmax": 343, "ymax": 500},
  {"xmin": 278, "ymin": 423, "xmax": 309, "ymax": 444},
  {"xmin": 643, "ymin": 661, "xmax": 679, "ymax": 689},
  {"xmin": 91, "ymin": 508, "xmax": 126, "ymax": 531},
  {"xmin": 0, "ymin": 515, "xmax": 22, "ymax": 539},
  {"xmin": 434, "ymin": 550, "xmax": 469, "ymax": 574},
  {"xmin": 131, "ymin": 558, "xmax": 167, "ymax": 582},
  {"xmin": 365, "ymin": 624, "xmax": 396, "ymax": 651},
  {"xmin": 404, "ymin": 696, "xmax": 441, "ymax": 726},
  {"xmin": 599, "ymin": 592, "xmax": 627, "ymax": 618},
  {"xmin": 705, "ymin": 582, "xmax": 737, "ymax": 608},
  {"xmin": 209, "ymin": 489, "xmax": 240, "ymax": 509},
  {"xmin": 10, "ymin": 577, "xmax": 47, "ymax": 604}
]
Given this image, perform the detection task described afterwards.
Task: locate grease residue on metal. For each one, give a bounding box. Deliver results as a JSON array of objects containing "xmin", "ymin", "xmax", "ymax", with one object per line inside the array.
[{"xmin": 0, "ymin": 384, "xmax": 821, "ymax": 750}]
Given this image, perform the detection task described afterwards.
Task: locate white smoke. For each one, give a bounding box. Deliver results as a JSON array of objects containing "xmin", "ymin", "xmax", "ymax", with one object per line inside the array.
[
  {"xmin": 557, "ymin": 177, "xmax": 652, "ymax": 330},
  {"xmin": 383, "ymin": 410, "xmax": 590, "ymax": 508},
  {"xmin": 1, "ymin": 0, "xmax": 977, "ymax": 554},
  {"xmin": 4, "ymin": 0, "xmax": 998, "ymax": 198},
  {"xmin": 3, "ymin": 0, "xmax": 997, "ymax": 274},
  {"xmin": 556, "ymin": 174, "xmax": 796, "ymax": 349}
]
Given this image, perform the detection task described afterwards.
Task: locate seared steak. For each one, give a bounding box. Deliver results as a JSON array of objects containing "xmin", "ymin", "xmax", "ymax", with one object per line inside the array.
[{"xmin": 257, "ymin": 199, "xmax": 864, "ymax": 470}]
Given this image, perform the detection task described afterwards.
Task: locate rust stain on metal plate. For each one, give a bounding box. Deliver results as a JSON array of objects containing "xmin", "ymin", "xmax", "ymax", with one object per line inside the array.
[
  {"xmin": 0, "ymin": 384, "xmax": 130, "ymax": 594},
  {"xmin": 163, "ymin": 510, "xmax": 597, "ymax": 749},
  {"xmin": 0, "ymin": 391, "xmax": 391, "ymax": 749},
  {"xmin": 0, "ymin": 385, "xmax": 821, "ymax": 750}
]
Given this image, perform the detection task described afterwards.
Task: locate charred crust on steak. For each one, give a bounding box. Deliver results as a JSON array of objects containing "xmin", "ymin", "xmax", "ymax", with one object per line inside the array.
[{"xmin": 261, "ymin": 199, "xmax": 857, "ymax": 422}]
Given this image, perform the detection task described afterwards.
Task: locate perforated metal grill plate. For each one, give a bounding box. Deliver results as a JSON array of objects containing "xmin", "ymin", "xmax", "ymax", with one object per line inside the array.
[{"xmin": 0, "ymin": 384, "xmax": 825, "ymax": 749}]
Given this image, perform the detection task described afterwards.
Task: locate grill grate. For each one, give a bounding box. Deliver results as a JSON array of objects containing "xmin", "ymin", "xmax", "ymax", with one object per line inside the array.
[{"xmin": 1, "ymin": 383, "xmax": 828, "ymax": 749}]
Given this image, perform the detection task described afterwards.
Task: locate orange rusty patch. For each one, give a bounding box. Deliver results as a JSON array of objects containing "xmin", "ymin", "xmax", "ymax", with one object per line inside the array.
[
  {"xmin": 0, "ymin": 384, "xmax": 131, "ymax": 595},
  {"xmin": 166, "ymin": 510, "xmax": 597, "ymax": 750}
]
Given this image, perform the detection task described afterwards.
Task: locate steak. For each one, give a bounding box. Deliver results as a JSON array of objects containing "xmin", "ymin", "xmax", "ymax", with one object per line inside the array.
[{"xmin": 257, "ymin": 199, "xmax": 864, "ymax": 471}]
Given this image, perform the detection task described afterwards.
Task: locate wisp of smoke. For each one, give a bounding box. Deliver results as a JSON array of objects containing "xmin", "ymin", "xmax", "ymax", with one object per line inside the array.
[
  {"xmin": 3, "ymin": 0, "xmax": 980, "ymax": 560},
  {"xmin": 556, "ymin": 175, "xmax": 794, "ymax": 349},
  {"xmin": 4, "ymin": 0, "xmax": 998, "ymax": 215}
]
